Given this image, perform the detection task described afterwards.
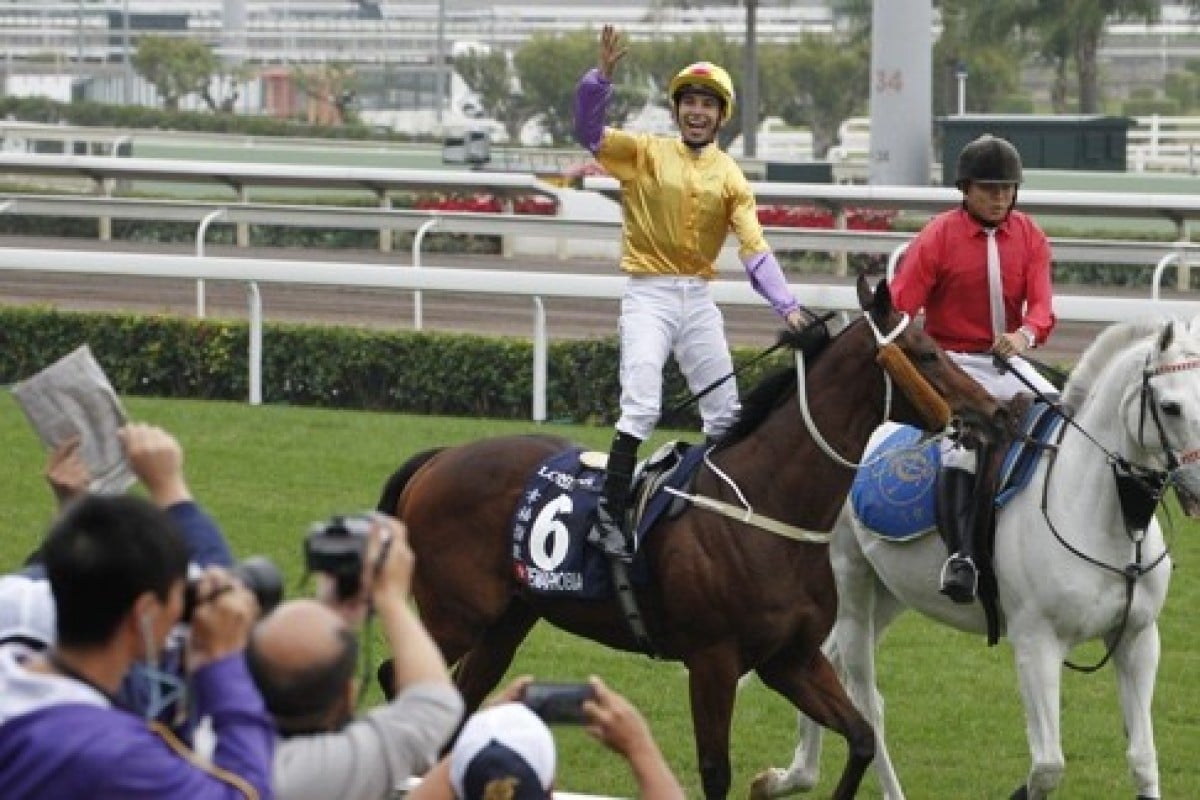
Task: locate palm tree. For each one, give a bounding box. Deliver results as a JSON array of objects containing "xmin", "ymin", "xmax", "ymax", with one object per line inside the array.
[{"xmin": 961, "ymin": 0, "xmax": 1157, "ymax": 113}]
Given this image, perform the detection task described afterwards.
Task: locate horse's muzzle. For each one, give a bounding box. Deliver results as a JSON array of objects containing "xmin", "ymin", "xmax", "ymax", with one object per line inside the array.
[
  {"xmin": 1173, "ymin": 479, "xmax": 1200, "ymax": 518},
  {"xmin": 951, "ymin": 406, "xmax": 1011, "ymax": 451}
]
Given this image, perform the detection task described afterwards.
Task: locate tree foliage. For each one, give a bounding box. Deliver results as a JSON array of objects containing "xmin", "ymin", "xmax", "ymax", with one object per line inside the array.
[
  {"xmin": 511, "ymin": 31, "xmax": 609, "ymax": 146},
  {"xmin": 761, "ymin": 36, "xmax": 869, "ymax": 157},
  {"xmin": 453, "ymin": 49, "xmax": 525, "ymax": 143},
  {"xmin": 132, "ymin": 35, "xmax": 219, "ymax": 111},
  {"xmin": 934, "ymin": 0, "xmax": 1024, "ymax": 116},
  {"xmin": 952, "ymin": 0, "xmax": 1158, "ymax": 113}
]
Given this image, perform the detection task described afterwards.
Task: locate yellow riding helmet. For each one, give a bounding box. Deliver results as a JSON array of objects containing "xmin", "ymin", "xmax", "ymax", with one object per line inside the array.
[{"xmin": 668, "ymin": 61, "xmax": 736, "ymax": 123}]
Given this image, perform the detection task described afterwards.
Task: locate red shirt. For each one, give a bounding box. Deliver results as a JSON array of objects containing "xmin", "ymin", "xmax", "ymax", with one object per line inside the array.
[{"xmin": 892, "ymin": 206, "xmax": 1056, "ymax": 353}]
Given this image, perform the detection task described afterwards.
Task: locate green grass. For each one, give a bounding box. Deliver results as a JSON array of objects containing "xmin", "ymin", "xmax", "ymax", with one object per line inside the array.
[{"xmin": 2, "ymin": 395, "xmax": 1197, "ymax": 798}]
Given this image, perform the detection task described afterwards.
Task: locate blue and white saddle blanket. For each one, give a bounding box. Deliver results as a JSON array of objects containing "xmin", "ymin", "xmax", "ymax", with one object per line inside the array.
[
  {"xmin": 509, "ymin": 444, "xmax": 707, "ymax": 599},
  {"xmin": 850, "ymin": 402, "xmax": 1065, "ymax": 542}
]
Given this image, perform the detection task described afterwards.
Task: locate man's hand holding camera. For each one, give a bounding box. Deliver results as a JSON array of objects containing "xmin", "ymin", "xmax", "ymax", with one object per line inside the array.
[
  {"xmin": 311, "ymin": 513, "xmax": 410, "ymax": 627},
  {"xmin": 364, "ymin": 514, "xmax": 414, "ymax": 617},
  {"xmin": 185, "ymin": 566, "xmax": 259, "ymax": 672},
  {"xmin": 309, "ymin": 512, "xmax": 452, "ymax": 696}
]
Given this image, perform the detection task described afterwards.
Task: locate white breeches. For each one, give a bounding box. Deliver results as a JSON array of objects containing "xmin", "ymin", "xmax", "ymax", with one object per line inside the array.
[
  {"xmin": 615, "ymin": 277, "xmax": 740, "ymax": 441},
  {"xmin": 942, "ymin": 351, "xmax": 1059, "ymax": 471}
]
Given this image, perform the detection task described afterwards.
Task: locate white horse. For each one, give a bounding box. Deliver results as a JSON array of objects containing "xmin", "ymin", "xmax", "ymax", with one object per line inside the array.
[{"xmin": 752, "ymin": 318, "xmax": 1200, "ymax": 800}]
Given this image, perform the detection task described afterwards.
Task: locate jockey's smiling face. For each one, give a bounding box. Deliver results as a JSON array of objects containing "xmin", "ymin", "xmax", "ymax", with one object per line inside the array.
[{"xmin": 675, "ymin": 91, "xmax": 723, "ymax": 146}]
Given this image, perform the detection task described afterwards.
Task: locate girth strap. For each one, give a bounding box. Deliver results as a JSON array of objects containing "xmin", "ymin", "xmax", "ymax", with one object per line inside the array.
[{"xmin": 662, "ymin": 487, "xmax": 832, "ymax": 544}]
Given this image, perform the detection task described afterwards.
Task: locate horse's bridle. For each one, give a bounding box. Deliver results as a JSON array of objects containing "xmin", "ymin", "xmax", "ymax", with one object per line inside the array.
[
  {"xmin": 1137, "ymin": 355, "xmax": 1200, "ymax": 473},
  {"xmin": 671, "ymin": 310, "xmax": 954, "ymax": 544},
  {"xmin": 794, "ymin": 311, "xmax": 952, "ymax": 470},
  {"xmin": 1030, "ymin": 350, "xmax": 1200, "ymax": 673}
]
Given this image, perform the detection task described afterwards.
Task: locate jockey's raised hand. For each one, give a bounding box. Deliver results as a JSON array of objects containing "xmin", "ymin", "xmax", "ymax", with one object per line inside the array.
[{"xmin": 598, "ymin": 24, "xmax": 628, "ymax": 81}]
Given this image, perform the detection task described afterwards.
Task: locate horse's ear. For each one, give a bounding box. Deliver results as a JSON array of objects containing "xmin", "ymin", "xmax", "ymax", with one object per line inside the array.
[
  {"xmin": 856, "ymin": 273, "xmax": 872, "ymax": 312},
  {"xmin": 1157, "ymin": 320, "xmax": 1176, "ymax": 353},
  {"xmin": 873, "ymin": 277, "xmax": 894, "ymax": 316}
]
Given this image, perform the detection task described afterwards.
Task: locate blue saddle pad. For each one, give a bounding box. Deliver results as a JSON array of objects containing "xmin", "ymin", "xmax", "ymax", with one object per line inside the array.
[
  {"xmin": 995, "ymin": 402, "xmax": 1066, "ymax": 507},
  {"xmin": 850, "ymin": 426, "xmax": 940, "ymax": 542},
  {"xmin": 851, "ymin": 402, "xmax": 1066, "ymax": 542},
  {"xmin": 509, "ymin": 445, "xmax": 707, "ymax": 599}
]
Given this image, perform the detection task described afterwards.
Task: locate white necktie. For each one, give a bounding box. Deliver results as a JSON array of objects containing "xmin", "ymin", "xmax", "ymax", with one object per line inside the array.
[{"xmin": 985, "ymin": 227, "xmax": 1004, "ymax": 339}]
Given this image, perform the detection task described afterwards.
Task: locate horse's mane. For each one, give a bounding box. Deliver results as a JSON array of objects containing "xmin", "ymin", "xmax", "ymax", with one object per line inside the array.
[
  {"xmin": 1061, "ymin": 319, "xmax": 1163, "ymax": 411},
  {"xmin": 711, "ymin": 319, "xmax": 838, "ymax": 450}
]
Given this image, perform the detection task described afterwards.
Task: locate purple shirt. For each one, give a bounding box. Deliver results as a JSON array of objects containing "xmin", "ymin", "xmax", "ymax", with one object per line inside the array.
[{"xmin": 0, "ymin": 651, "xmax": 275, "ymax": 799}]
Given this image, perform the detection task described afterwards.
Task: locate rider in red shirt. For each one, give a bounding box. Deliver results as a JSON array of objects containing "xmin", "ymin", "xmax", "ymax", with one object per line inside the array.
[{"xmin": 892, "ymin": 134, "xmax": 1058, "ymax": 602}]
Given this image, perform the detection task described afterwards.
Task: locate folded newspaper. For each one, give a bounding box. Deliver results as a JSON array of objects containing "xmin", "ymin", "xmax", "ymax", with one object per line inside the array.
[{"xmin": 11, "ymin": 344, "xmax": 135, "ymax": 495}]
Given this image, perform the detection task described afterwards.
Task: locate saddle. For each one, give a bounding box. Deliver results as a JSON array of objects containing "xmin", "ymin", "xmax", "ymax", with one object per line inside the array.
[
  {"xmin": 850, "ymin": 396, "xmax": 1065, "ymax": 642},
  {"xmin": 953, "ymin": 395, "xmax": 1065, "ymax": 643}
]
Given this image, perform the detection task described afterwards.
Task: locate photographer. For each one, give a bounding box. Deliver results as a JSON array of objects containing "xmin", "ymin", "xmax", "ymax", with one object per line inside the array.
[
  {"xmin": 245, "ymin": 514, "xmax": 463, "ymax": 800},
  {"xmin": 3, "ymin": 424, "xmax": 272, "ymax": 732},
  {"xmin": 0, "ymin": 494, "xmax": 273, "ymax": 799},
  {"xmin": 408, "ymin": 676, "xmax": 685, "ymax": 800}
]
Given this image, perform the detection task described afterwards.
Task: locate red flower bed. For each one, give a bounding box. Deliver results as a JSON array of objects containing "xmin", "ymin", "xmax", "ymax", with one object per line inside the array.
[
  {"xmin": 756, "ymin": 204, "xmax": 896, "ymax": 231},
  {"xmin": 414, "ymin": 193, "xmax": 557, "ymax": 215}
]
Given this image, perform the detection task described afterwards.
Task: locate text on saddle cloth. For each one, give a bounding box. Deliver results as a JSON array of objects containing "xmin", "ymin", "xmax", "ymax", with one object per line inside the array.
[
  {"xmin": 509, "ymin": 444, "xmax": 707, "ymax": 598},
  {"xmin": 851, "ymin": 402, "xmax": 1065, "ymax": 542}
]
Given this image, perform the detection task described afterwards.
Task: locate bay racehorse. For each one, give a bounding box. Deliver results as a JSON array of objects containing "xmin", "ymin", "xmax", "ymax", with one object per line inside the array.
[
  {"xmin": 757, "ymin": 318, "xmax": 1200, "ymax": 799},
  {"xmin": 375, "ymin": 277, "xmax": 1006, "ymax": 800}
]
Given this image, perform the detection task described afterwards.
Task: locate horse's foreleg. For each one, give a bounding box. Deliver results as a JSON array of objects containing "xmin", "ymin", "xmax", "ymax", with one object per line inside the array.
[
  {"xmin": 755, "ymin": 647, "xmax": 874, "ymax": 800},
  {"xmin": 453, "ymin": 601, "xmax": 539, "ymax": 714},
  {"xmin": 1010, "ymin": 631, "xmax": 1068, "ymax": 800},
  {"xmin": 749, "ymin": 633, "xmax": 843, "ymax": 799},
  {"xmin": 750, "ymin": 710, "xmax": 823, "ymax": 799},
  {"xmin": 684, "ymin": 647, "xmax": 741, "ymax": 800},
  {"xmin": 1113, "ymin": 623, "xmax": 1162, "ymax": 799}
]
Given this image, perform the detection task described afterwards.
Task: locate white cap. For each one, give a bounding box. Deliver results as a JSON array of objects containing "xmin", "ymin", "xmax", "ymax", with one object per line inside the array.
[
  {"xmin": 0, "ymin": 574, "xmax": 56, "ymax": 651},
  {"xmin": 450, "ymin": 702, "xmax": 556, "ymax": 800}
]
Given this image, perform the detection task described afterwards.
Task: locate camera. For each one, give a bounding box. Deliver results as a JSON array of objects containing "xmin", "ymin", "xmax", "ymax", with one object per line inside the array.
[
  {"xmin": 521, "ymin": 682, "xmax": 595, "ymax": 724},
  {"xmin": 304, "ymin": 514, "xmax": 373, "ymax": 600},
  {"xmin": 182, "ymin": 555, "xmax": 283, "ymax": 622}
]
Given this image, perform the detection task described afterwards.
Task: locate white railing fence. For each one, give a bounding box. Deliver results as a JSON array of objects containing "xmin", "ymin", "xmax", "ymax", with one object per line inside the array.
[{"xmin": 1, "ymin": 247, "xmax": 1198, "ymax": 420}]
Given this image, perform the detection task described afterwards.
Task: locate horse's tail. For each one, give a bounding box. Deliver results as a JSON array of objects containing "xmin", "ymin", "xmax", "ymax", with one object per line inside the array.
[{"xmin": 376, "ymin": 447, "xmax": 446, "ymax": 516}]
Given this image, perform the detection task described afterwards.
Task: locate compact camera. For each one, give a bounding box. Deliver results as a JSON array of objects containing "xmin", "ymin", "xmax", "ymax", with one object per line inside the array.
[
  {"xmin": 182, "ymin": 555, "xmax": 283, "ymax": 622},
  {"xmin": 521, "ymin": 681, "xmax": 595, "ymax": 724},
  {"xmin": 304, "ymin": 513, "xmax": 374, "ymax": 600}
]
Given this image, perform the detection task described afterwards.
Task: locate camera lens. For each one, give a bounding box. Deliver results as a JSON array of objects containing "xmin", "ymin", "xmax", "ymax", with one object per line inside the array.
[
  {"xmin": 233, "ymin": 556, "xmax": 284, "ymax": 615},
  {"xmin": 180, "ymin": 556, "xmax": 283, "ymax": 622},
  {"xmin": 304, "ymin": 514, "xmax": 372, "ymax": 600}
]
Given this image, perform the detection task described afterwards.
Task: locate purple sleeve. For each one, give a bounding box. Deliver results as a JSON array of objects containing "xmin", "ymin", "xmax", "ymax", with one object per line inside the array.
[
  {"xmin": 743, "ymin": 251, "xmax": 800, "ymax": 318},
  {"xmin": 192, "ymin": 654, "xmax": 276, "ymax": 799},
  {"xmin": 573, "ymin": 67, "xmax": 611, "ymax": 154},
  {"xmin": 167, "ymin": 501, "xmax": 234, "ymax": 568}
]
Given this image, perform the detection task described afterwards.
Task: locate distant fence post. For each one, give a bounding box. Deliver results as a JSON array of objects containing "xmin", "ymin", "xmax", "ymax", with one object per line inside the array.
[{"xmin": 378, "ymin": 190, "xmax": 392, "ymax": 253}]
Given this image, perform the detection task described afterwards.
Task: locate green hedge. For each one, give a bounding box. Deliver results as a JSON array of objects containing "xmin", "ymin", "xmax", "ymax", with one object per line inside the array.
[
  {"xmin": 0, "ymin": 307, "xmax": 793, "ymax": 427},
  {"xmin": 0, "ymin": 97, "xmax": 429, "ymax": 144}
]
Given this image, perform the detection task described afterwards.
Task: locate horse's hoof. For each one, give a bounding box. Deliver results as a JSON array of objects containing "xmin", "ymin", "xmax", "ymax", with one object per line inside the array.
[
  {"xmin": 749, "ymin": 767, "xmax": 816, "ymax": 799},
  {"xmin": 1009, "ymin": 786, "xmax": 1028, "ymax": 800}
]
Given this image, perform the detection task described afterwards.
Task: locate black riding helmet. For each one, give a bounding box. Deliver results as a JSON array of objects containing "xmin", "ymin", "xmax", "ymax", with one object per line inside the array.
[
  {"xmin": 955, "ymin": 134, "xmax": 1022, "ymax": 217},
  {"xmin": 955, "ymin": 134, "xmax": 1023, "ymax": 189}
]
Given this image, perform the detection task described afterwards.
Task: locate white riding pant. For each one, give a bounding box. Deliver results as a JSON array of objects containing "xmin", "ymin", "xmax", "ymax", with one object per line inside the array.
[
  {"xmin": 942, "ymin": 351, "xmax": 1060, "ymax": 471},
  {"xmin": 615, "ymin": 276, "xmax": 740, "ymax": 441}
]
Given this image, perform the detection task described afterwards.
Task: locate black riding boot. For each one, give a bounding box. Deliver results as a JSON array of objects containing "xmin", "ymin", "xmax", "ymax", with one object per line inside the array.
[
  {"xmin": 593, "ymin": 431, "xmax": 641, "ymax": 561},
  {"xmin": 936, "ymin": 467, "xmax": 979, "ymax": 604}
]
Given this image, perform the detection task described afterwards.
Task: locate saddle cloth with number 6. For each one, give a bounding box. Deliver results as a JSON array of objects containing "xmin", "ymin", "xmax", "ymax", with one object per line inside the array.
[{"xmin": 509, "ymin": 445, "xmax": 706, "ymax": 598}]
